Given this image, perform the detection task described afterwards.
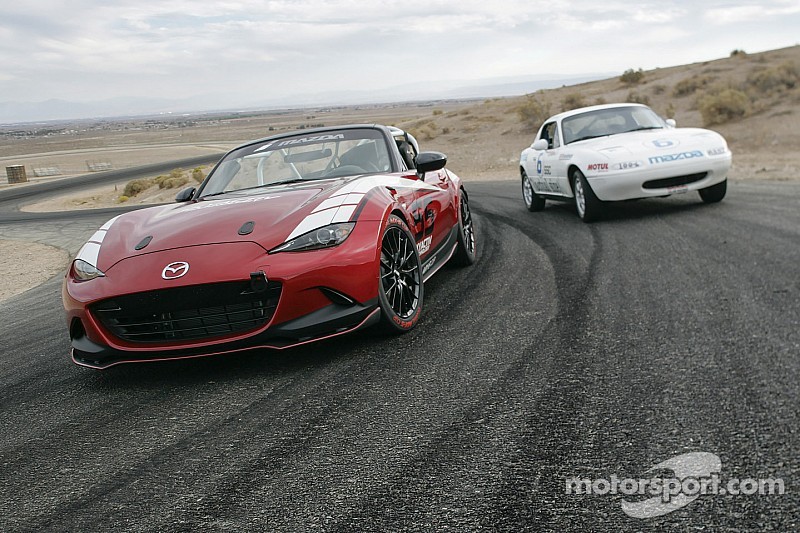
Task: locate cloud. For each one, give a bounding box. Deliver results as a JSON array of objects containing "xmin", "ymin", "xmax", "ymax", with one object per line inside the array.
[{"xmin": 0, "ymin": 0, "xmax": 798, "ymax": 114}]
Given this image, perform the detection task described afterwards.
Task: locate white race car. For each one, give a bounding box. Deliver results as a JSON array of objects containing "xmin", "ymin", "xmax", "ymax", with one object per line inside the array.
[{"xmin": 519, "ymin": 103, "xmax": 732, "ymax": 222}]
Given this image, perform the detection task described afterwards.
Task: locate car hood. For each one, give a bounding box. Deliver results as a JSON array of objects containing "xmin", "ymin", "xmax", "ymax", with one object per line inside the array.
[
  {"xmin": 87, "ymin": 173, "xmax": 428, "ymax": 271},
  {"xmin": 569, "ymin": 127, "xmax": 727, "ymax": 158}
]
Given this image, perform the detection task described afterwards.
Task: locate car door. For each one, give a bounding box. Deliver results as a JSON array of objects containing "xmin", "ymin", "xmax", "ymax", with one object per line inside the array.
[
  {"xmin": 413, "ymin": 166, "xmax": 456, "ymax": 260},
  {"xmin": 533, "ymin": 121, "xmax": 569, "ymax": 197}
]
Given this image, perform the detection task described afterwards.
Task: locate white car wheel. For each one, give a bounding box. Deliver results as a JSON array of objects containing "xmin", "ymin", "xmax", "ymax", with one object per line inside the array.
[
  {"xmin": 572, "ymin": 170, "xmax": 601, "ymax": 222},
  {"xmin": 522, "ymin": 171, "xmax": 545, "ymax": 212}
]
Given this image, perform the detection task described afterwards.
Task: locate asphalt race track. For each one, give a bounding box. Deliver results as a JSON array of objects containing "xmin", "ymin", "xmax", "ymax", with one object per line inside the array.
[{"xmin": 0, "ymin": 170, "xmax": 798, "ymax": 531}]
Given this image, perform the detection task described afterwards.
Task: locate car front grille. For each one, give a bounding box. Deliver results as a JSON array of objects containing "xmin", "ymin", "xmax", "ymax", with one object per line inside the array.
[
  {"xmin": 90, "ymin": 280, "xmax": 281, "ymax": 343},
  {"xmin": 643, "ymin": 172, "xmax": 708, "ymax": 190}
]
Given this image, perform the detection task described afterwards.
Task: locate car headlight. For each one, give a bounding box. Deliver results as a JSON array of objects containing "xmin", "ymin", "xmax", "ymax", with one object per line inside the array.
[
  {"xmin": 72, "ymin": 259, "xmax": 106, "ymax": 281},
  {"xmin": 269, "ymin": 222, "xmax": 355, "ymax": 253}
]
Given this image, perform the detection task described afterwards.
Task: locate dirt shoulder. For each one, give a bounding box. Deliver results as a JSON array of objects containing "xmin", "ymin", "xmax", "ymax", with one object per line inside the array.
[{"xmin": 0, "ymin": 240, "xmax": 69, "ymax": 303}]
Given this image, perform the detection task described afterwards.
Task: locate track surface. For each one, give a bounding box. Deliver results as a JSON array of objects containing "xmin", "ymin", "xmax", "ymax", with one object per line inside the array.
[{"xmin": 0, "ymin": 174, "xmax": 798, "ymax": 531}]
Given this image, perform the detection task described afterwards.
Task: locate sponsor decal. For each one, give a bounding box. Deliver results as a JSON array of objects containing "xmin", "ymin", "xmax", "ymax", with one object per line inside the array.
[
  {"xmin": 162, "ymin": 261, "xmax": 190, "ymax": 280},
  {"xmin": 422, "ymin": 253, "xmax": 437, "ymax": 276},
  {"xmin": 707, "ymin": 146, "xmax": 728, "ymax": 156},
  {"xmin": 668, "ymin": 185, "xmax": 689, "ymax": 194},
  {"xmin": 543, "ymin": 165, "xmax": 552, "ymax": 176},
  {"xmin": 615, "ymin": 161, "xmax": 642, "ymax": 170},
  {"xmin": 559, "ymin": 154, "xmax": 574, "ymax": 160},
  {"xmin": 586, "ymin": 163, "xmax": 609, "ymax": 171},
  {"xmin": 392, "ymin": 308, "xmax": 420, "ymax": 329},
  {"xmin": 255, "ymin": 133, "xmax": 346, "ymax": 152},
  {"xmin": 649, "ymin": 150, "xmax": 704, "ymax": 164},
  {"xmin": 536, "ymin": 153, "xmax": 544, "ymax": 175},
  {"xmin": 182, "ymin": 195, "xmax": 275, "ymax": 212},
  {"xmin": 417, "ymin": 235, "xmax": 432, "ymax": 255},
  {"xmin": 539, "ymin": 179, "xmax": 560, "ymax": 193},
  {"xmin": 651, "ymin": 139, "xmax": 677, "ymax": 148}
]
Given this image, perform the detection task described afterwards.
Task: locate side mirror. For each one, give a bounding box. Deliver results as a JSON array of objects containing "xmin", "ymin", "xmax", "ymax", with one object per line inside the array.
[
  {"xmin": 416, "ymin": 151, "xmax": 447, "ymax": 176},
  {"xmin": 175, "ymin": 187, "xmax": 196, "ymax": 203},
  {"xmin": 665, "ymin": 119, "xmax": 677, "ymax": 128},
  {"xmin": 532, "ymin": 139, "xmax": 549, "ymax": 151}
]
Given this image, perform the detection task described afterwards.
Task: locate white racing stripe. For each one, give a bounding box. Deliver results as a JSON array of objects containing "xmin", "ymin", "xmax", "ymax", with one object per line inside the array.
[
  {"xmin": 75, "ymin": 215, "xmax": 121, "ymax": 266},
  {"xmin": 285, "ymin": 175, "xmax": 438, "ymax": 241}
]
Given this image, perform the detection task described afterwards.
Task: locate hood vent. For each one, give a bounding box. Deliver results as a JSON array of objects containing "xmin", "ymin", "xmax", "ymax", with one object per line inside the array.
[
  {"xmin": 238, "ymin": 221, "xmax": 255, "ymax": 235},
  {"xmin": 134, "ymin": 236, "xmax": 153, "ymax": 250}
]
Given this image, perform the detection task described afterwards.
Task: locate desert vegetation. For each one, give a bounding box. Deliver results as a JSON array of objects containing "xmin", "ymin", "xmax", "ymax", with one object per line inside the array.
[
  {"xmin": 12, "ymin": 44, "xmax": 800, "ymax": 205},
  {"xmin": 620, "ymin": 68, "xmax": 645, "ymax": 85},
  {"xmin": 119, "ymin": 167, "xmax": 206, "ymax": 203}
]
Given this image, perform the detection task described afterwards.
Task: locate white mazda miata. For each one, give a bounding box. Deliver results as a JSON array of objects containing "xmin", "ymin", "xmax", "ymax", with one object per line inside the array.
[{"xmin": 519, "ymin": 103, "xmax": 732, "ymax": 222}]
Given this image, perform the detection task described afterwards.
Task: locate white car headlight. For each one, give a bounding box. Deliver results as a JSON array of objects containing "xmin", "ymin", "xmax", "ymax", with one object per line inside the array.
[
  {"xmin": 72, "ymin": 259, "xmax": 106, "ymax": 281},
  {"xmin": 269, "ymin": 222, "xmax": 355, "ymax": 253}
]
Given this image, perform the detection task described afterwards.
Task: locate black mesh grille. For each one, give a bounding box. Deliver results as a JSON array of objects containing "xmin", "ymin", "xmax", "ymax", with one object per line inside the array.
[
  {"xmin": 91, "ymin": 281, "xmax": 281, "ymax": 343},
  {"xmin": 643, "ymin": 172, "xmax": 707, "ymax": 190}
]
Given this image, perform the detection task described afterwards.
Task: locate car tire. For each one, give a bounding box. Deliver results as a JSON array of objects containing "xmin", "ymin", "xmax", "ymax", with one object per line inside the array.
[
  {"xmin": 378, "ymin": 215, "xmax": 424, "ymax": 333},
  {"xmin": 699, "ymin": 179, "xmax": 727, "ymax": 204},
  {"xmin": 450, "ymin": 189, "xmax": 477, "ymax": 266},
  {"xmin": 572, "ymin": 169, "xmax": 602, "ymax": 222},
  {"xmin": 522, "ymin": 171, "xmax": 546, "ymax": 212}
]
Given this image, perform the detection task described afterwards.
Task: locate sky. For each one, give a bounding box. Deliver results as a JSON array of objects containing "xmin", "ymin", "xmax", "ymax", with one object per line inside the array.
[{"xmin": 1, "ymin": 1, "xmax": 799, "ymax": 116}]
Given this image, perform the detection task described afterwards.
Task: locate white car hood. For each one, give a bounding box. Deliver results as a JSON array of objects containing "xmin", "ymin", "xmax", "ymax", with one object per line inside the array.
[{"xmin": 572, "ymin": 128, "xmax": 726, "ymax": 158}]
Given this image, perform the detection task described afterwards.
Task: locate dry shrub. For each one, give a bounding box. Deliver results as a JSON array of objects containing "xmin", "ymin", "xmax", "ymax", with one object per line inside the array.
[
  {"xmin": 697, "ymin": 88, "xmax": 751, "ymax": 126},
  {"xmin": 746, "ymin": 62, "xmax": 798, "ymax": 95},
  {"xmin": 411, "ymin": 121, "xmax": 438, "ymax": 141},
  {"xmin": 673, "ymin": 75, "xmax": 714, "ymax": 97},
  {"xmin": 561, "ymin": 93, "xmax": 586, "ymax": 112},
  {"xmin": 516, "ymin": 95, "xmax": 551, "ymax": 130},
  {"xmin": 154, "ymin": 169, "xmax": 190, "ymax": 190},
  {"xmin": 620, "ymin": 68, "xmax": 644, "ymax": 85},
  {"xmin": 627, "ymin": 91, "xmax": 650, "ymax": 105},
  {"xmin": 123, "ymin": 178, "xmax": 154, "ymax": 197},
  {"xmin": 192, "ymin": 167, "xmax": 206, "ymax": 183}
]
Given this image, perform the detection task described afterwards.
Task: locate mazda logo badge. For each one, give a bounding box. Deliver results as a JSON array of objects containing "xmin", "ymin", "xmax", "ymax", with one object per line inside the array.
[{"xmin": 162, "ymin": 261, "xmax": 190, "ymax": 280}]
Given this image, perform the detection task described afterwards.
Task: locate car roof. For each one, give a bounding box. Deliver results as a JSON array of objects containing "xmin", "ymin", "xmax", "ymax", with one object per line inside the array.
[{"xmin": 549, "ymin": 103, "xmax": 651, "ymax": 123}]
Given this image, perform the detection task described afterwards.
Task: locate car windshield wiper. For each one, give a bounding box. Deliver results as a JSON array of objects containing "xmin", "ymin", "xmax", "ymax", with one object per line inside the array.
[
  {"xmin": 568, "ymin": 134, "xmax": 610, "ymax": 144},
  {"xmin": 624, "ymin": 126, "xmax": 663, "ymax": 133}
]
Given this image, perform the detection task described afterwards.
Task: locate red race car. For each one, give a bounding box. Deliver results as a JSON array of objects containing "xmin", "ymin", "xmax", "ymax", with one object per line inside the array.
[{"xmin": 63, "ymin": 125, "xmax": 477, "ymax": 368}]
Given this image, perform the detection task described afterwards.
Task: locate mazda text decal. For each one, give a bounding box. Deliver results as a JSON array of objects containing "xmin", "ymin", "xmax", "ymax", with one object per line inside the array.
[
  {"xmin": 182, "ymin": 196, "xmax": 275, "ymax": 212},
  {"xmin": 255, "ymin": 134, "xmax": 345, "ymax": 152},
  {"xmin": 649, "ymin": 151, "xmax": 704, "ymax": 164}
]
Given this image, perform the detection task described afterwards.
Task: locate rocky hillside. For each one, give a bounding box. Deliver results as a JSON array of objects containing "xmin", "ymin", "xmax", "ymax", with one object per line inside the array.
[{"xmin": 395, "ymin": 45, "xmax": 800, "ymax": 181}]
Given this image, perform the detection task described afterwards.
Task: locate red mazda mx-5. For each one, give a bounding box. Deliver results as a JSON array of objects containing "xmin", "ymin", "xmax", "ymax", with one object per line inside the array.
[{"xmin": 63, "ymin": 124, "xmax": 476, "ymax": 368}]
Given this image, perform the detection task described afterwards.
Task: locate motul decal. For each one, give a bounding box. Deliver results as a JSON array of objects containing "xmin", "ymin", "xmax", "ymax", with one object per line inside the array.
[
  {"xmin": 417, "ymin": 236, "xmax": 432, "ymax": 255},
  {"xmin": 587, "ymin": 163, "xmax": 609, "ymax": 171}
]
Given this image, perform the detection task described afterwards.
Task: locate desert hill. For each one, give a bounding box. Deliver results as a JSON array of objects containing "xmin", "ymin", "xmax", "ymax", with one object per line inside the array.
[
  {"xmin": 6, "ymin": 44, "xmax": 799, "ymax": 204},
  {"xmin": 395, "ymin": 44, "xmax": 800, "ymax": 182}
]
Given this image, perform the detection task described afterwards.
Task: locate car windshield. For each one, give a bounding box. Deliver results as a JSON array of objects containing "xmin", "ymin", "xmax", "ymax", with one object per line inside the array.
[
  {"xmin": 200, "ymin": 128, "xmax": 392, "ymax": 198},
  {"xmin": 562, "ymin": 106, "xmax": 667, "ymax": 145}
]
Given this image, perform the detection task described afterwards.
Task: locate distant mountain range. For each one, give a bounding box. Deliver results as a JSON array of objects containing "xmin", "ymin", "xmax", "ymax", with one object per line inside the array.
[{"xmin": 0, "ymin": 73, "xmax": 614, "ymax": 125}]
